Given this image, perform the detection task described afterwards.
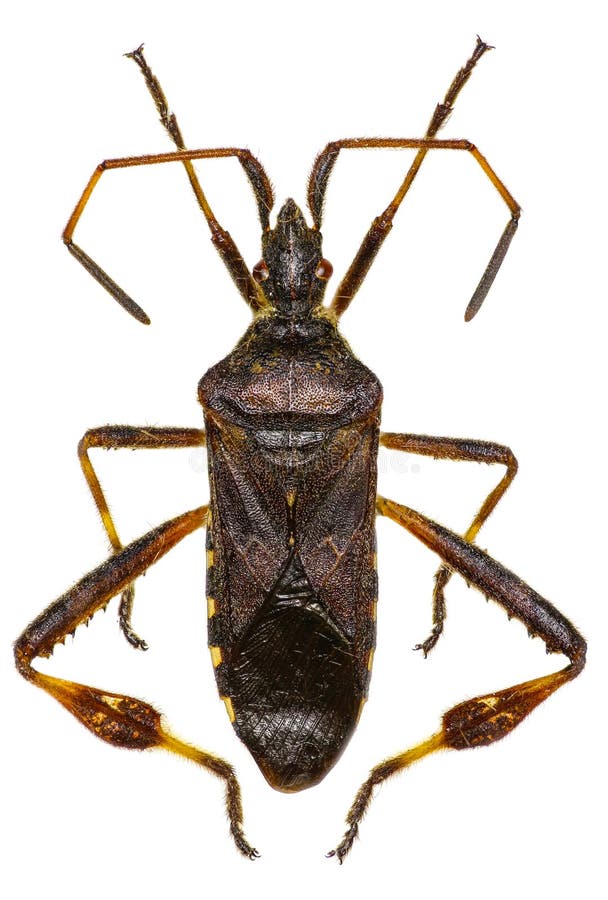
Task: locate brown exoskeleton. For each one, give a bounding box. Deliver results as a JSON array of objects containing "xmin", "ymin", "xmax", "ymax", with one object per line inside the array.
[{"xmin": 15, "ymin": 39, "xmax": 585, "ymax": 861}]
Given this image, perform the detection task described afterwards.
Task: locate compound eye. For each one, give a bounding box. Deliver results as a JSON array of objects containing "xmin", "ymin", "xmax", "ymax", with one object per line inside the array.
[
  {"xmin": 315, "ymin": 258, "xmax": 333, "ymax": 281},
  {"xmin": 252, "ymin": 259, "xmax": 270, "ymax": 282}
]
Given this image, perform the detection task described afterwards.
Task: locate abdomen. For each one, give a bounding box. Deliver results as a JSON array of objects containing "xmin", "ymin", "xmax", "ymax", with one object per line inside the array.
[
  {"xmin": 228, "ymin": 546, "xmax": 361, "ymax": 790},
  {"xmin": 199, "ymin": 320, "xmax": 382, "ymax": 789}
]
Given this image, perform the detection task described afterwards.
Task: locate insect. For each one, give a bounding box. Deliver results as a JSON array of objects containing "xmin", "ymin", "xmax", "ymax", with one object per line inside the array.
[{"xmin": 15, "ymin": 39, "xmax": 585, "ymax": 862}]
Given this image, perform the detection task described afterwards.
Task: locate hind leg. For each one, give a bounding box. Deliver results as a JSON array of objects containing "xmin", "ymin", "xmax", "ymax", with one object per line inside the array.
[
  {"xmin": 15, "ymin": 505, "xmax": 259, "ymax": 859},
  {"xmin": 328, "ymin": 496, "xmax": 585, "ymax": 862}
]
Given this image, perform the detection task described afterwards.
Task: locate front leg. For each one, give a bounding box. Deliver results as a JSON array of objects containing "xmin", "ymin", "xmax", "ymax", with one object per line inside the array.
[
  {"xmin": 380, "ymin": 431, "xmax": 517, "ymax": 655},
  {"xmin": 328, "ymin": 495, "xmax": 585, "ymax": 862}
]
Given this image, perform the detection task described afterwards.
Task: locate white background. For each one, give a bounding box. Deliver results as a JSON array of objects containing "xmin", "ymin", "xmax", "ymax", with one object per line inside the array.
[{"xmin": 2, "ymin": 2, "xmax": 605, "ymax": 898}]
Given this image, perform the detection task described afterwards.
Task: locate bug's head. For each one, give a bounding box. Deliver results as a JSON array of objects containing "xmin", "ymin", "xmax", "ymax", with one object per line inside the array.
[{"xmin": 253, "ymin": 198, "xmax": 333, "ymax": 316}]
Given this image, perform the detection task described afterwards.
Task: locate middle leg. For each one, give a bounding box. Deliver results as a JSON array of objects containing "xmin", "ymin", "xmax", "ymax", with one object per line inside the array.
[
  {"xmin": 79, "ymin": 424, "xmax": 206, "ymax": 648},
  {"xmin": 380, "ymin": 431, "xmax": 517, "ymax": 654}
]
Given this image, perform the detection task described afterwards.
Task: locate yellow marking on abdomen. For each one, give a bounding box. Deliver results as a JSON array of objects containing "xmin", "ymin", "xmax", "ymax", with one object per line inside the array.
[
  {"xmin": 221, "ymin": 695, "xmax": 235, "ymax": 722},
  {"xmin": 209, "ymin": 645, "xmax": 222, "ymax": 667},
  {"xmin": 356, "ymin": 698, "xmax": 367, "ymax": 723},
  {"xmin": 206, "ymin": 549, "xmax": 214, "ymax": 568},
  {"xmin": 207, "ymin": 596, "xmax": 217, "ymax": 618},
  {"xmin": 367, "ymin": 648, "xmax": 375, "ymax": 671}
]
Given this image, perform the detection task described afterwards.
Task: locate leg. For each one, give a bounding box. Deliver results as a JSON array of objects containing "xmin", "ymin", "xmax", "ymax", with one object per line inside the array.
[
  {"xmin": 328, "ymin": 496, "xmax": 585, "ymax": 862},
  {"xmin": 307, "ymin": 40, "xmax": 519, "ymax": 320},
  {"xmin": 14, "ymin": 507, "xmax": 259, "ymax": 859},
  {"xmin": 320, "ymin": 135, "xmax": 518, "ymax": 321},
  {"xmin": 64, "ymin": 147, "xmax": 272, "ymax": 320},
  {"xmin": 380, "ymin": 431, "xmax": 518, "ymax": 654},
  {"xmin": 126, "ymin": 45, "xmax": 274, "ymax": 230},
  {"xmin": 78, "ymin": 425, "xmax": 206, "ymax": 648},
  {"xmin": 308, "ymin": 37, "xmax": 491, "ymax": 226}
]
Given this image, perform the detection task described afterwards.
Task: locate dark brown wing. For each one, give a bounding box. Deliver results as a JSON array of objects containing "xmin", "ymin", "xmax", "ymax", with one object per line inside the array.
[
  {"xmin": 205, "ymin": 411, "xmax": 378, "ymax": 645},
  {"xmin": 199, "ymin": 316, "xmax": 382, "ymax": 788}
]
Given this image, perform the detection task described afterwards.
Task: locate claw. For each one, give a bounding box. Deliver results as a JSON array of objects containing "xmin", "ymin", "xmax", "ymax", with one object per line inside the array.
[
  {"xmin": 413, "ymin": 625, "xmax": 442, "ymax": 658},
  {"xmin": 232, "ymin": 828, "xmax": 260, "ymax": 860},
  {"xmin": 327, "ymin": 823, "xmax": 359, "ymax": 862},
  {"xmin": 121, "ymin": 623, "xmax": 149, "ymax": 651},
  {"xmin": 118, "ymin": 584, "xmax": 148, "ymax": 650}
]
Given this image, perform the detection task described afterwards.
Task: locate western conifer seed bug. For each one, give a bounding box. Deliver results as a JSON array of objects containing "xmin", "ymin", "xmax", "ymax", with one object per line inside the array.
[{"xmin": 15, "ymin": 38, "xmax": 586, "ymax": 861}]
